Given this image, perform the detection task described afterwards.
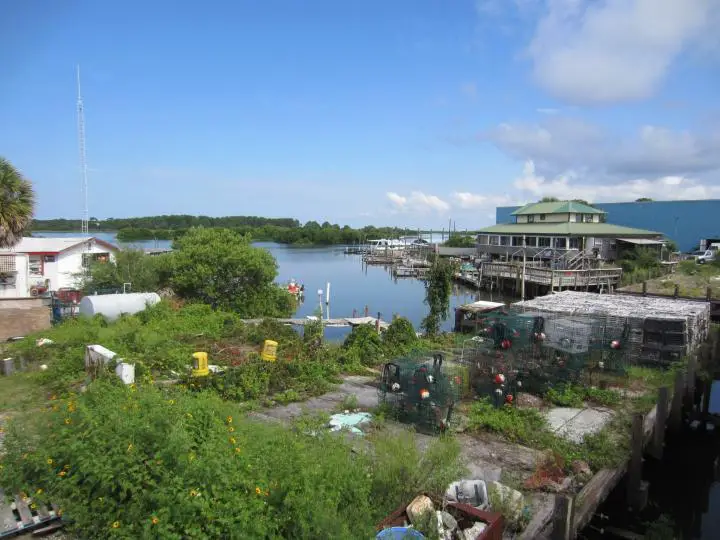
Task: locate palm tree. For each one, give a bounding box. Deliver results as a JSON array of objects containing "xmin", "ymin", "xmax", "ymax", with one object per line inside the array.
[{"xmin": 0, "ymin": 157, "xmax": 35, "ymax": 248}]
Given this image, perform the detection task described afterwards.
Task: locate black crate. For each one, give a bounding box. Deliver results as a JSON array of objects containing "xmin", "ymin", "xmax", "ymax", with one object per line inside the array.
[
  {"xmin": 663, "ymin": 332, "xmax": 686, "ymax": 347},
  {"xmin": 643, "ymin": 318, "xmax": 685, "ymax": 334}
]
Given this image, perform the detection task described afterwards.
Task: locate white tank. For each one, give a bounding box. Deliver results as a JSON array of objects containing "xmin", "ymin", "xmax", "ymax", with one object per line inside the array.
[{"xmin": 78, "ymin": 293, "xmax": 161, "ymax": 321}]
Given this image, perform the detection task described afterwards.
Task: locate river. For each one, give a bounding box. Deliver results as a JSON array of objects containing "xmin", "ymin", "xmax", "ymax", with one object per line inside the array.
[{"xmin": 34, "ymin": 231, "xmax": 510, "ymax": 335}]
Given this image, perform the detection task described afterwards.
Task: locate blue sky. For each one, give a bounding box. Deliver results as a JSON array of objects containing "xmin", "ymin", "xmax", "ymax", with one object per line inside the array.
[{"xmin": 2, "ymin": 0, "xmax": 719, "ymax": 228}]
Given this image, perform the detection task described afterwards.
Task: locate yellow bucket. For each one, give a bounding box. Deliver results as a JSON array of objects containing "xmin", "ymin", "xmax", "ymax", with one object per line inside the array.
[
  {"xmin": 261, "ymin": 340, "xmax": 278, "ymax": 362},
  {"xmin": 191, "ymin": 351, "xmax": 210, "ymax": 377}
]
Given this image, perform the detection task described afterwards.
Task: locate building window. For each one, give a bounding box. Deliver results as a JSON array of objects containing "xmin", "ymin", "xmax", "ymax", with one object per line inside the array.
[
  {"xmin": 511, "ymin": 236, "xmax": 523, "ymax": 247},
  {"xmin": 499, "ymin": 236, "xmax": 510, "ymax": 246},
  {"xmin": 583, "ymin": 214, "xmax": 593, "ymax": 223},
  {"xmin": 477, "ymin": 235, "xmax": 489, "ymax": 245},
  {"xmin": 525, "ymin": 236, "xmax": 537, "ymax": 247},
  {"xmin": 82, "ymin": 252, "xmax": 110, "ymax": 268},
  {"xmin": 527, "ymin": 215, "xmax": 535, "ymax": 223},
  {"xmin": 43, "ymin": 255, "xmax": 56, "ymax": 263},
  {"xmin": 489, "ymin": 236, "xmax": 500, "ymax": 246},
  {"xmin": 554, "ymin": 238, "xmax": 567, "ymax": 249},
  {"xmin": 28, "ymin": 256, "xmax": 43, "ymax": 277},
  {"xmin": 539, "ymin": 214, "xmax": 546, "ymax": 221},
  {"xmin": 538, "ymin": 237, "xmax": 551, "ymax": 247},
  {"xmin": 569, "ymin": 237, "xmax": 581, "ymax": 249}
]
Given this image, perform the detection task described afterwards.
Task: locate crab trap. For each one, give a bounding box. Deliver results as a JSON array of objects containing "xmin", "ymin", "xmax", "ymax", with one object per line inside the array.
[{"xmin": 378, "ymin": 353, "xmax": 463, "ymax": 433}]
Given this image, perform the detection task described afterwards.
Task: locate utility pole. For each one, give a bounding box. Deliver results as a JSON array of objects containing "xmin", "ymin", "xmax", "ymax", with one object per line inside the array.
[{"xmin": 77, "ymin": 65, "xmax": 89, "ymax": 236}]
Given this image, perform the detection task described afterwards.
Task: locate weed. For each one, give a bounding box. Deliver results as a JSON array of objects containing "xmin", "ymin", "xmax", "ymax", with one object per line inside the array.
[
  {"xmin": 545, "ymin": 384, "xmax": 622, "ymax": 409},
  {"xmin": 338, "ymin": 394, "xmax": 360, "ymax": 411}
]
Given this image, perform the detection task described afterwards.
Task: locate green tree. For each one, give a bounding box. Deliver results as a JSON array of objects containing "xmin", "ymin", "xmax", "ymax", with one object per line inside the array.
[
  {"xmin": 342, "ymin": 323, "xmax": 383, "ymax": 365},
  {"xmin": 83, "ymin": 249, "xmax": 166, "ymax": 293},
  {"xmin": 421, "ymin": 258, "xmax": 455, "ymax": 336},
  {"xmin": 635, "ymin": 197, "xmax": 653, "ymax": 202},
  {"xmin": 168, "ymin": 228, "xmax": 294, "ymax": 317},
  {"xmin": 539, "ymin": 196, "xmax": 559, "ymax": 202},
  {"xmin": 0, "ymin": 157, "xmax": 35, "ymax": 248}
]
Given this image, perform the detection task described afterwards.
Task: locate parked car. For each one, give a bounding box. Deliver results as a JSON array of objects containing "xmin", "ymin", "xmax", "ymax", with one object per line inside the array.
[{"xmin": 697, "ymin": 250, "xmax": 716, "ymax": 264}]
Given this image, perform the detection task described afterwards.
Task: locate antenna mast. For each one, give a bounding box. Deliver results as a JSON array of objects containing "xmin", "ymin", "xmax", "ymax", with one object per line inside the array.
[{"xmin": 77, "ymin": 65, "xmax": 89, "ymax": 236}]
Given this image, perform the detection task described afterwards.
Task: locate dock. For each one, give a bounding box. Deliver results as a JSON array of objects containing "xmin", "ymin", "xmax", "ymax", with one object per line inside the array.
[
  {"xmin": 239, "ymin": 316, "xmax": 390, "ymax": 330},
  {"xmin": 455, "ymin": 262, "xmax": 624, "ymax": 295}
]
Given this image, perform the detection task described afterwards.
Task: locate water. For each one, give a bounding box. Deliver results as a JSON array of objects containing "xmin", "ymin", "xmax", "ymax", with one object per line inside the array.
[{"xmin": 33, "ymin": 231, "xmax": 509, "ymax": 334}]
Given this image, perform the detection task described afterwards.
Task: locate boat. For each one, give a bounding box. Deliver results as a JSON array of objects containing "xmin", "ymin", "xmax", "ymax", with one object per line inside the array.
[{"xmin": 282, "ymin": 279, "xmax": 305, "ymax": 298}]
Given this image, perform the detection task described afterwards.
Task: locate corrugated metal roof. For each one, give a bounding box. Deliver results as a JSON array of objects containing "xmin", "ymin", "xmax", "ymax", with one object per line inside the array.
[
  {"xmin": 0, "ymin": 237, "xmax": 118, "ymax": 254},
  {"xmin": 477, "ymin": 222, "xmax": 662, "ymax": 236},
  {"xmin": 616, "ymin": 238, "xmax": 664, "ymax": 245},
  {"xmin": 511, "ymin": 201, "xmax": 606, "ymax": 216}
]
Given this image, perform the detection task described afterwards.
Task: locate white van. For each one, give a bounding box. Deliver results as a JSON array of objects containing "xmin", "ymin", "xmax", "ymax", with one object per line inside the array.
[{"xmin": 697, "ymin": 250, "xmax": 716, "ymax": 264}]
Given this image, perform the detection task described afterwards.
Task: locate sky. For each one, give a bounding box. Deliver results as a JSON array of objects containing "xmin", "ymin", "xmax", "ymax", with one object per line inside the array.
[{"xmin": 1, "ymin": 0, "xmax": 719, "ymax": 229}]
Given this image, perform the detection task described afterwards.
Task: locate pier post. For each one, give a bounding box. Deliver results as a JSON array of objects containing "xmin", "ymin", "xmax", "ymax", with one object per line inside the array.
[
  {"xmin": 627, "ymin": 413, "xmax": 648, "ymax": 511},
  {"xmin": 684, "ymin": 355, "xmax": 697, "ymax": 415},
  {"xmin": 669, "ymin": 371, "xmax": 684, "ymax": 434},
  {"xmin": 551, "ymin": 494, "xmax": 575, "ymax": 540},
  {"xmin": 674, "ymin": 284, "xmax": 680, "ymax": 298},
  {"xmin": 642, "ymin": 281, "xmax": 647, "ymax": 296},
  {"xmin": 376, "ymin": 312, "xmax": 381, "ymax": 333},
  {"xmin": 650, "ymin": 387, "xmax": 669, "ymax": 460}
]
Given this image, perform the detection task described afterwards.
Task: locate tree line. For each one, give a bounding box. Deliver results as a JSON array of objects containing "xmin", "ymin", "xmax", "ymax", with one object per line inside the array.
[{"xmin": 32, "ymin": 216, "xmax": 421, "ymax": 245}]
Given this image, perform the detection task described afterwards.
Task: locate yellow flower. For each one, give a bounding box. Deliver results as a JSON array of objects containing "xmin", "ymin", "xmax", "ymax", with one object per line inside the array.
[
  {"xmin": 58, "ymin": 471, "xmax": 66, "ymax": 477},
  {"xmin": 36, "ymin": 488, "xmax": 43, "ymax": 495},
  {"xmin": 47, "ymin": 458, "xmax": 53, "ymax": 465},
  {"xmin": 127, "ymin": 444, "xmax": 133, "ymax": 452},
  {"xmin": 167, "ymin": 399, "xmax": 175, "ymax": 405},
  {"xmin": 255, "ymin": 487, "xmax": 262, "ymax": 495},
  {"xmin": 229, "ymin": 437, "xmax": 236, "ymax": 445},
  {"xmin": 190, "ymin": 489, "xmax": 199, "ymax": 497},
  {"xmin": 186, "ymin": 412, "xmax": 193, "ymax": 418},
  {"xmin": 64, "ymin": 418, "xmax": 71, "ymax": 425},
  {"xmin": 234, "ymin": 447, "xmax": 241, "ymax": 454},
  {"xmin": 30, "ymin": 503, "xmax": 37, "ymax": 510},
  {"xmin": 226, "ymin": 416, "xmax": 233, "ymax": 424},
  {"xmin": 228, "ymin": 427, "xmax": 235, "ymax": 433},
  {"xmin": 151, "ymin": 517, "xmax": 159, "ymax": 525},
  {"xmin": 112, "ymin": 521, "xmax": 120, "ymax": 529}
]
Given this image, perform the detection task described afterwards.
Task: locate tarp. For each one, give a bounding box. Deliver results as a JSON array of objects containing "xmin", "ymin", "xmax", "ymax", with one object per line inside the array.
[{"xmin": 616, "ymin": 238, "xmax": 664, "ymax": 245}]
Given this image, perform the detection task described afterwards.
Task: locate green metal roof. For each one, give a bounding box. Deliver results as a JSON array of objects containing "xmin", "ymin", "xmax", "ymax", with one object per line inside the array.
[
  {"xmin": 511, "ymin": 201, "xmax": 606, "ymax": 216},
  {"xmin": 477, "ymin": 222, "xmax": 661, "ymax": 237}
]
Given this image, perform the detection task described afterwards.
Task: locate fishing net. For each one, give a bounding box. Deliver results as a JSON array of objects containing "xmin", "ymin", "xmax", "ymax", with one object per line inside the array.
[{"xmin": 378, "ymin": 352, "xmax": 464, "ymax": 433}]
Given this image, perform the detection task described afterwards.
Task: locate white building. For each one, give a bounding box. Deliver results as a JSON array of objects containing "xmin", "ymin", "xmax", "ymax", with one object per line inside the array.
[{"xmin": 0, "ymin": 237, "xmax": 118, "ymax": 298}]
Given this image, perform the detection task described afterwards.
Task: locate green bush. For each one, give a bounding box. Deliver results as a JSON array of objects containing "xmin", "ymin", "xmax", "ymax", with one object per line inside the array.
[
  {"xmin": 0, "ymin": 381, "xmax": 465, "ymax": 539},
  {"xmin": 382, "ymin": 317, "xmax": 418, "ymax": 355},
  {"xmin": 342, "ymin": 323, "xmax": 384, "ymax": 365}
]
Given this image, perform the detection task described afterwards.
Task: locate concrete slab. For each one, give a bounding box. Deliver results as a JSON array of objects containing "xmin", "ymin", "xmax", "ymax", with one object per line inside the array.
[{"xmin": 545, "ymin": 407, "xmax": 613, "ymax": 444}]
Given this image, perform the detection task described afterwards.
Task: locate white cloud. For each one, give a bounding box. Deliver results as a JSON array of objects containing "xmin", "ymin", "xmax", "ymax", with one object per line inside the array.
[
  {"xmin": 487, "ymin": 117, "xmax": 720, "ymax": 178},
  {"xmin": 511, "ymin": 160, "xmax": 720, "ymax": 202},
  {"xmin": 536, "ymin": 107, "xmax": 559, "ymax": 115},
  {"xmin": 527, "ymin": 0, "xmax": 717, "ymax": 103},
  {"xmin": 451, "ymin": 192, "xmax": 514, "ymax": 210},
  {"xmin": 385, "ymin": 191, "xmax": 450, "ymax": 213}
]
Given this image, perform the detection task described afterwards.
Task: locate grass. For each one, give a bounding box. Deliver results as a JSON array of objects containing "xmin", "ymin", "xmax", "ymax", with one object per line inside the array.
[
  {"xmin": 545, "ymin": 384, "xmax": 623, "ymax": 409},
  {"xmin": 621, "ymin": 259, "xmax": 720, "ymax": 298},
  {"xmin": 0, "ymin": 371, "xmax": 49, "ymax": 413}
]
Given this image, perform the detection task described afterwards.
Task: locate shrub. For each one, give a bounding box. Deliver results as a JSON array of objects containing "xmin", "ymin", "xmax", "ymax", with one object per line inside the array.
[
  {"xmin": 0, "ymin": 381, "xmax": 465, "ymax": 540},
  {"xmin": 342, "ymin": 323, "xmax": 384, "ymax": 365},
  {"xmin": 382, "ymin": 317, "xmax": 418, "ymax": 354}
]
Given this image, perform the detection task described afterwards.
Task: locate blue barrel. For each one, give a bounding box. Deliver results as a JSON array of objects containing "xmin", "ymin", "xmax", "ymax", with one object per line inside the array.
[{"xmin": 376, "ymin": 527, "xmax": 425, "ymax": 539}]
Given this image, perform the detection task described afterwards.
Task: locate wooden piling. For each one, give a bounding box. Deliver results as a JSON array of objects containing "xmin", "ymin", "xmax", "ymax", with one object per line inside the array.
[
  {"xmin": 551, "ymin": 494, "xmax": 575, "ymax": 540},
  {"xmin": 650, "ymin": 387, "xmax": 669, "ymax": 460},
  {"xmin": 669, "ymin": 370, "xmax": 684, "ymax": 434},
  {"xmin": 674, "ymin": 284, "xmax": 680, "ymax": 298},
  {"xmin": 627, "ymin": 413, "xmax": 644, "ymax": 509},
  {"xmin": 702, "ymin": 379, "xmax": 712, "ymax": 417},
  {"xmin": 685, "ymin": 355, "xmax": 697, "ymax": 415},
  {"xmin": 642, "ymin": 281, "xmax": 647, "ymax": 296}
]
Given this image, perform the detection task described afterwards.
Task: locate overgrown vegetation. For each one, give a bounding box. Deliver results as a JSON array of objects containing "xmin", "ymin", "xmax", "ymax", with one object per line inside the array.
[
  {"xmin": 444, "ymin": 234, "xmax": 475, "ymax": 248},
  {"xmin": 545, "ymin": 384, "xmax": 622, "ymax": 408},
  {"xmin": 467, "ymin": 399, "xmax": 628, "ymax": 472},
  {"xmin": 421, "ymin": 258, "xmax": 456, "ymax": 336},
  {"xmin": 0, "ymin": 380, "xmax": 465, "ymax": 539}
]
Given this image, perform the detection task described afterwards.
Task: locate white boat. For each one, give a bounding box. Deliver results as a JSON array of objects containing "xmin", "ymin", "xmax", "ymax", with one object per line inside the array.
[{"xmin": 367, "ymin": 239, "xmax": 406, "ymax": 252}]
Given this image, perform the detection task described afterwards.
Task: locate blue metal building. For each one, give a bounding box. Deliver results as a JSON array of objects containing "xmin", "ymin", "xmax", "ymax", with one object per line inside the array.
[{"xmin": 495, "ymin": 199, "xmax": 720, "ymax": 252}]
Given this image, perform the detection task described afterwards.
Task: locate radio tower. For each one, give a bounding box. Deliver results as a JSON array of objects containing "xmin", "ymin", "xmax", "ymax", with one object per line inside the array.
[{"xmin": 77, "ymin": 65, "xmax": 89, "ymax": 236}]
